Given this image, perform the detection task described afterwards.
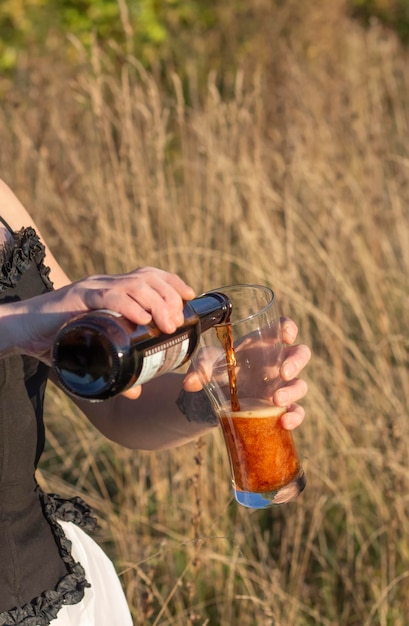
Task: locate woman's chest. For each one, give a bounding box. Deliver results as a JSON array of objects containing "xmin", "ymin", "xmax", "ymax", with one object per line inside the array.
[{"xmin": 0, "ymin": 224, "xmax": 12, "ymax": 250}]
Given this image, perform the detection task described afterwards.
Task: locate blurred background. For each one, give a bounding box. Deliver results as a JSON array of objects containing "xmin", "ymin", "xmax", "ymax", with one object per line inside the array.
[{"xmin": 1, "ymin": 1, "xmax": 409, "ymax": 624}]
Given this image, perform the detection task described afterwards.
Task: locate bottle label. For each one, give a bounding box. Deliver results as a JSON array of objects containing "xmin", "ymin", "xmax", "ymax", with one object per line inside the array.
[{"xmin": 132, "ymin": 333, "xmax": 191, "ymax": 386}]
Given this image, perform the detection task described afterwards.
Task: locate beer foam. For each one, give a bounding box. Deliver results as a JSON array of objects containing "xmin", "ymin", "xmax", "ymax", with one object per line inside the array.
[{"xmin": 221, "ymin": 397, "xmax": 286, "ymax": 418}]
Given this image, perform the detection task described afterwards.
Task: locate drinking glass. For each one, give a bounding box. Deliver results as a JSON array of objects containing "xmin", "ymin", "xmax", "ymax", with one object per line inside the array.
[{"xmin": 191, "ymin": 284, "xmax": 306, "ymax": 508}]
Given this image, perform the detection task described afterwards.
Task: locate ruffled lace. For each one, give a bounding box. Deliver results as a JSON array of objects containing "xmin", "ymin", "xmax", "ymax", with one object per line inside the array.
[
  {"xmin": 0, "ymin": 227, "xmax": 53, "ymax": 292},
  {"xmin": 0, "ymin": 492, "xmax": 97, "ymax": 626},
  {"xmin": 176, "ymin": 388, "xmax": 218, "ymax": 425},
  {"xmin": 0, "ymin": 226, "xmax": 93, "ymax": 624}
]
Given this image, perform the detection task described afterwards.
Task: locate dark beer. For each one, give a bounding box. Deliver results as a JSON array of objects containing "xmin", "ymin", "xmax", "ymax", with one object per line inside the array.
[
  {"xmin": 219, "ymin": 399, "xmax": 301, "ymax": 493},
  {"xmin": 215, "ymin": 321, "xmax": 305, "ymax": 504},
  {"xmin": 215, "ymin": 323, "xmax": 240, "ymax": 412}
]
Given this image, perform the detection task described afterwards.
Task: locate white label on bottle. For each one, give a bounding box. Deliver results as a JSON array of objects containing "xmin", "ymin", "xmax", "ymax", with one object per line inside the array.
[
  {"xmin": 131, "ymin": 334, "xmax": 191, "ymax": 387},
  {"xmin": 93, "ymin": 309, "xmax": 123, "ymax": 317}
]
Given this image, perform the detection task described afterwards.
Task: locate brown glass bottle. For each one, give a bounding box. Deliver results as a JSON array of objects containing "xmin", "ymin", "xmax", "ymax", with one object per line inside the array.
[{"xmin": 52, "ymin": 292, "xmax": 232, "ymax": 401}]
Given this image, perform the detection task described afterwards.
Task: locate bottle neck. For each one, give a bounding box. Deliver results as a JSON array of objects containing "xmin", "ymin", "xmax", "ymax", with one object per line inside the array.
[{"xmin": 190, "ymin": 292, "xmax": 232, "ymax": 332}]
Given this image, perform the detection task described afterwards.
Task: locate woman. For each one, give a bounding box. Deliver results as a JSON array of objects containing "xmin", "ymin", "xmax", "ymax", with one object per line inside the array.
[{"xmin": 0, "ymin": 179, "xmax": 311, "ymax": 625}]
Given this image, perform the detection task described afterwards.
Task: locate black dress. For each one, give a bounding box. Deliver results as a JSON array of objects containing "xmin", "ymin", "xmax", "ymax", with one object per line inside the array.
[{"xmin": 0, "ymin": 219, "xmax": 95, "ymax": 626}]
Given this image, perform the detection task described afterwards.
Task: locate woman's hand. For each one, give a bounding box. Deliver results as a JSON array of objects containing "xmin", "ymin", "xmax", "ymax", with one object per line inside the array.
[
  {"xmin": 274, "ymin": 317, "xmax": 311, "ymax": 430},
  {"xmin": 1, "ymin": 267, "xmax": 195, "ymax": 364},
  {"xmin": 182, "ymin": 316, "xmax": 311, "ymax": 431}
]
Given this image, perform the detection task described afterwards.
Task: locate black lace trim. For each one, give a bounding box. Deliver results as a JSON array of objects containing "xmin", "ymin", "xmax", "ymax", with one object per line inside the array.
[
  {"xmin": 0, "ymin": 227, "xmax": 53, "ymax": 292},
  {"xmin": 176, "ymin": 389, "xmax": 218, "ymax": 425},
  {"xmin": 0, "ymin": 492, "xmax": 97, "ymax": 626}
]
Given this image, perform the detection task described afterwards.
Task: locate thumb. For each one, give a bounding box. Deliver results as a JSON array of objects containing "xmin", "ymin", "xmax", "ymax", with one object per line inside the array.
[
  {"xmin": 121, "ymin": 385, "xmax": 143, "ymax": 400},
  {"xmin": 183, "ymin": 371, "xmax": 204, "ymax": 393}
]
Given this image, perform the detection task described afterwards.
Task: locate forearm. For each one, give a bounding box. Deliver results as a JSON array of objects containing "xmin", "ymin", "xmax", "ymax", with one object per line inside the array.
[
  {"xmin": 0, "ymin": 303, "xmax": 29, "ymax": 358},
  {"xmin": 67, "ymin": 372, "xmax": 218, "ymax": 451}
]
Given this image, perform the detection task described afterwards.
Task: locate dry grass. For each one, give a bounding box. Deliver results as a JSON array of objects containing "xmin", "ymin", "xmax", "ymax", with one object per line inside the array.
[{"xmin": 1, "ymin": 2, "xmax": 409, "ymax": 624}]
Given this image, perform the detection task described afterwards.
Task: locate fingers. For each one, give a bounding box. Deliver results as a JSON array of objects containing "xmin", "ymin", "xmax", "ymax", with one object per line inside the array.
[
  {"xmin": 280, "ymin": 316, "xmax": 299, "ymax": 344},
  {"xmin": 120, "ymin": 385, "xmax": 143, "ymax": 400},
  {"xmin": 280, "ymin": 403, "xmax": 305, "ymax": 430},
  {"xmin": 183, "ymin": 346, "xmax": 223, "ymax": 391},
  {"xmin": 80, "ymin": 268, "xmax": 195, "ymax": 334},
  {"xmin": 185, "ymin": 339, "xmax": 311, "ymax": 398},
  {"xmin": 280, "ymin": 343, "xmax": 311, "ymax": 381},
  {"xmin": 130, "ymin": 269, "xmax": 194, "ymax": 332},
  {"xmin": 272, "ymin": 376, "xmax": 309, "ymax": 408},
  {"xmin": 83, "ymin": 287, "xmax": 154, "ymax": 326},
  {"xmin": 183, "ymin": 371, "xmax": 203, "ymax": 392}
]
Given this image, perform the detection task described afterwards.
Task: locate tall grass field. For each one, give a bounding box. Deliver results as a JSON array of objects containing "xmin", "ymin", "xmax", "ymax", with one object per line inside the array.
[{"xmin": 0, "ymin": 2, "xmax": 408, "ymax": 624}]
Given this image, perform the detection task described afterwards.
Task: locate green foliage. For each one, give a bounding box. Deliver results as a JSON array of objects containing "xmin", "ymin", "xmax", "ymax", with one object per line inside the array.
[
  {"xmin": 349, "ymin": 0, "xmax": 409, "ymax": 42},
  {"xmin": 18, "ymin": 0, "xmax": 409, "ymax": 82},
  {"xmin": 0, "ymin": 0, "xmax": 121, "ymax": 69},
  {"xmin": 0, "ymin": 0, "xmax": 223, "ymax": 72}
]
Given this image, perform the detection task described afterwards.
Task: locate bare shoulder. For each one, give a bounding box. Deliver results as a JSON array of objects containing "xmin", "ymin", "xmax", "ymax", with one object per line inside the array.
[
  {"xmin": 0, "ymin": 178, "xmax": 71, "ymax": 288},
  {"xmin": 0, "ymin": 178, "xmax": 34, "ymax": 229}
]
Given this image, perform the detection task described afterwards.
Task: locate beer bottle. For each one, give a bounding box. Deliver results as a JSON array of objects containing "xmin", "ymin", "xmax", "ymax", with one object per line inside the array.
[{"xmin": 52, "ymin": 291, "xmax": 232, "ymax": 401}]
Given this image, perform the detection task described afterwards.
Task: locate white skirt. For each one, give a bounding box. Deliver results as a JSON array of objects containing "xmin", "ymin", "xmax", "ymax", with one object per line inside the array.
[{"xmin": 51, "ymin": 521, "xmax": 133, "ymax": 626}]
